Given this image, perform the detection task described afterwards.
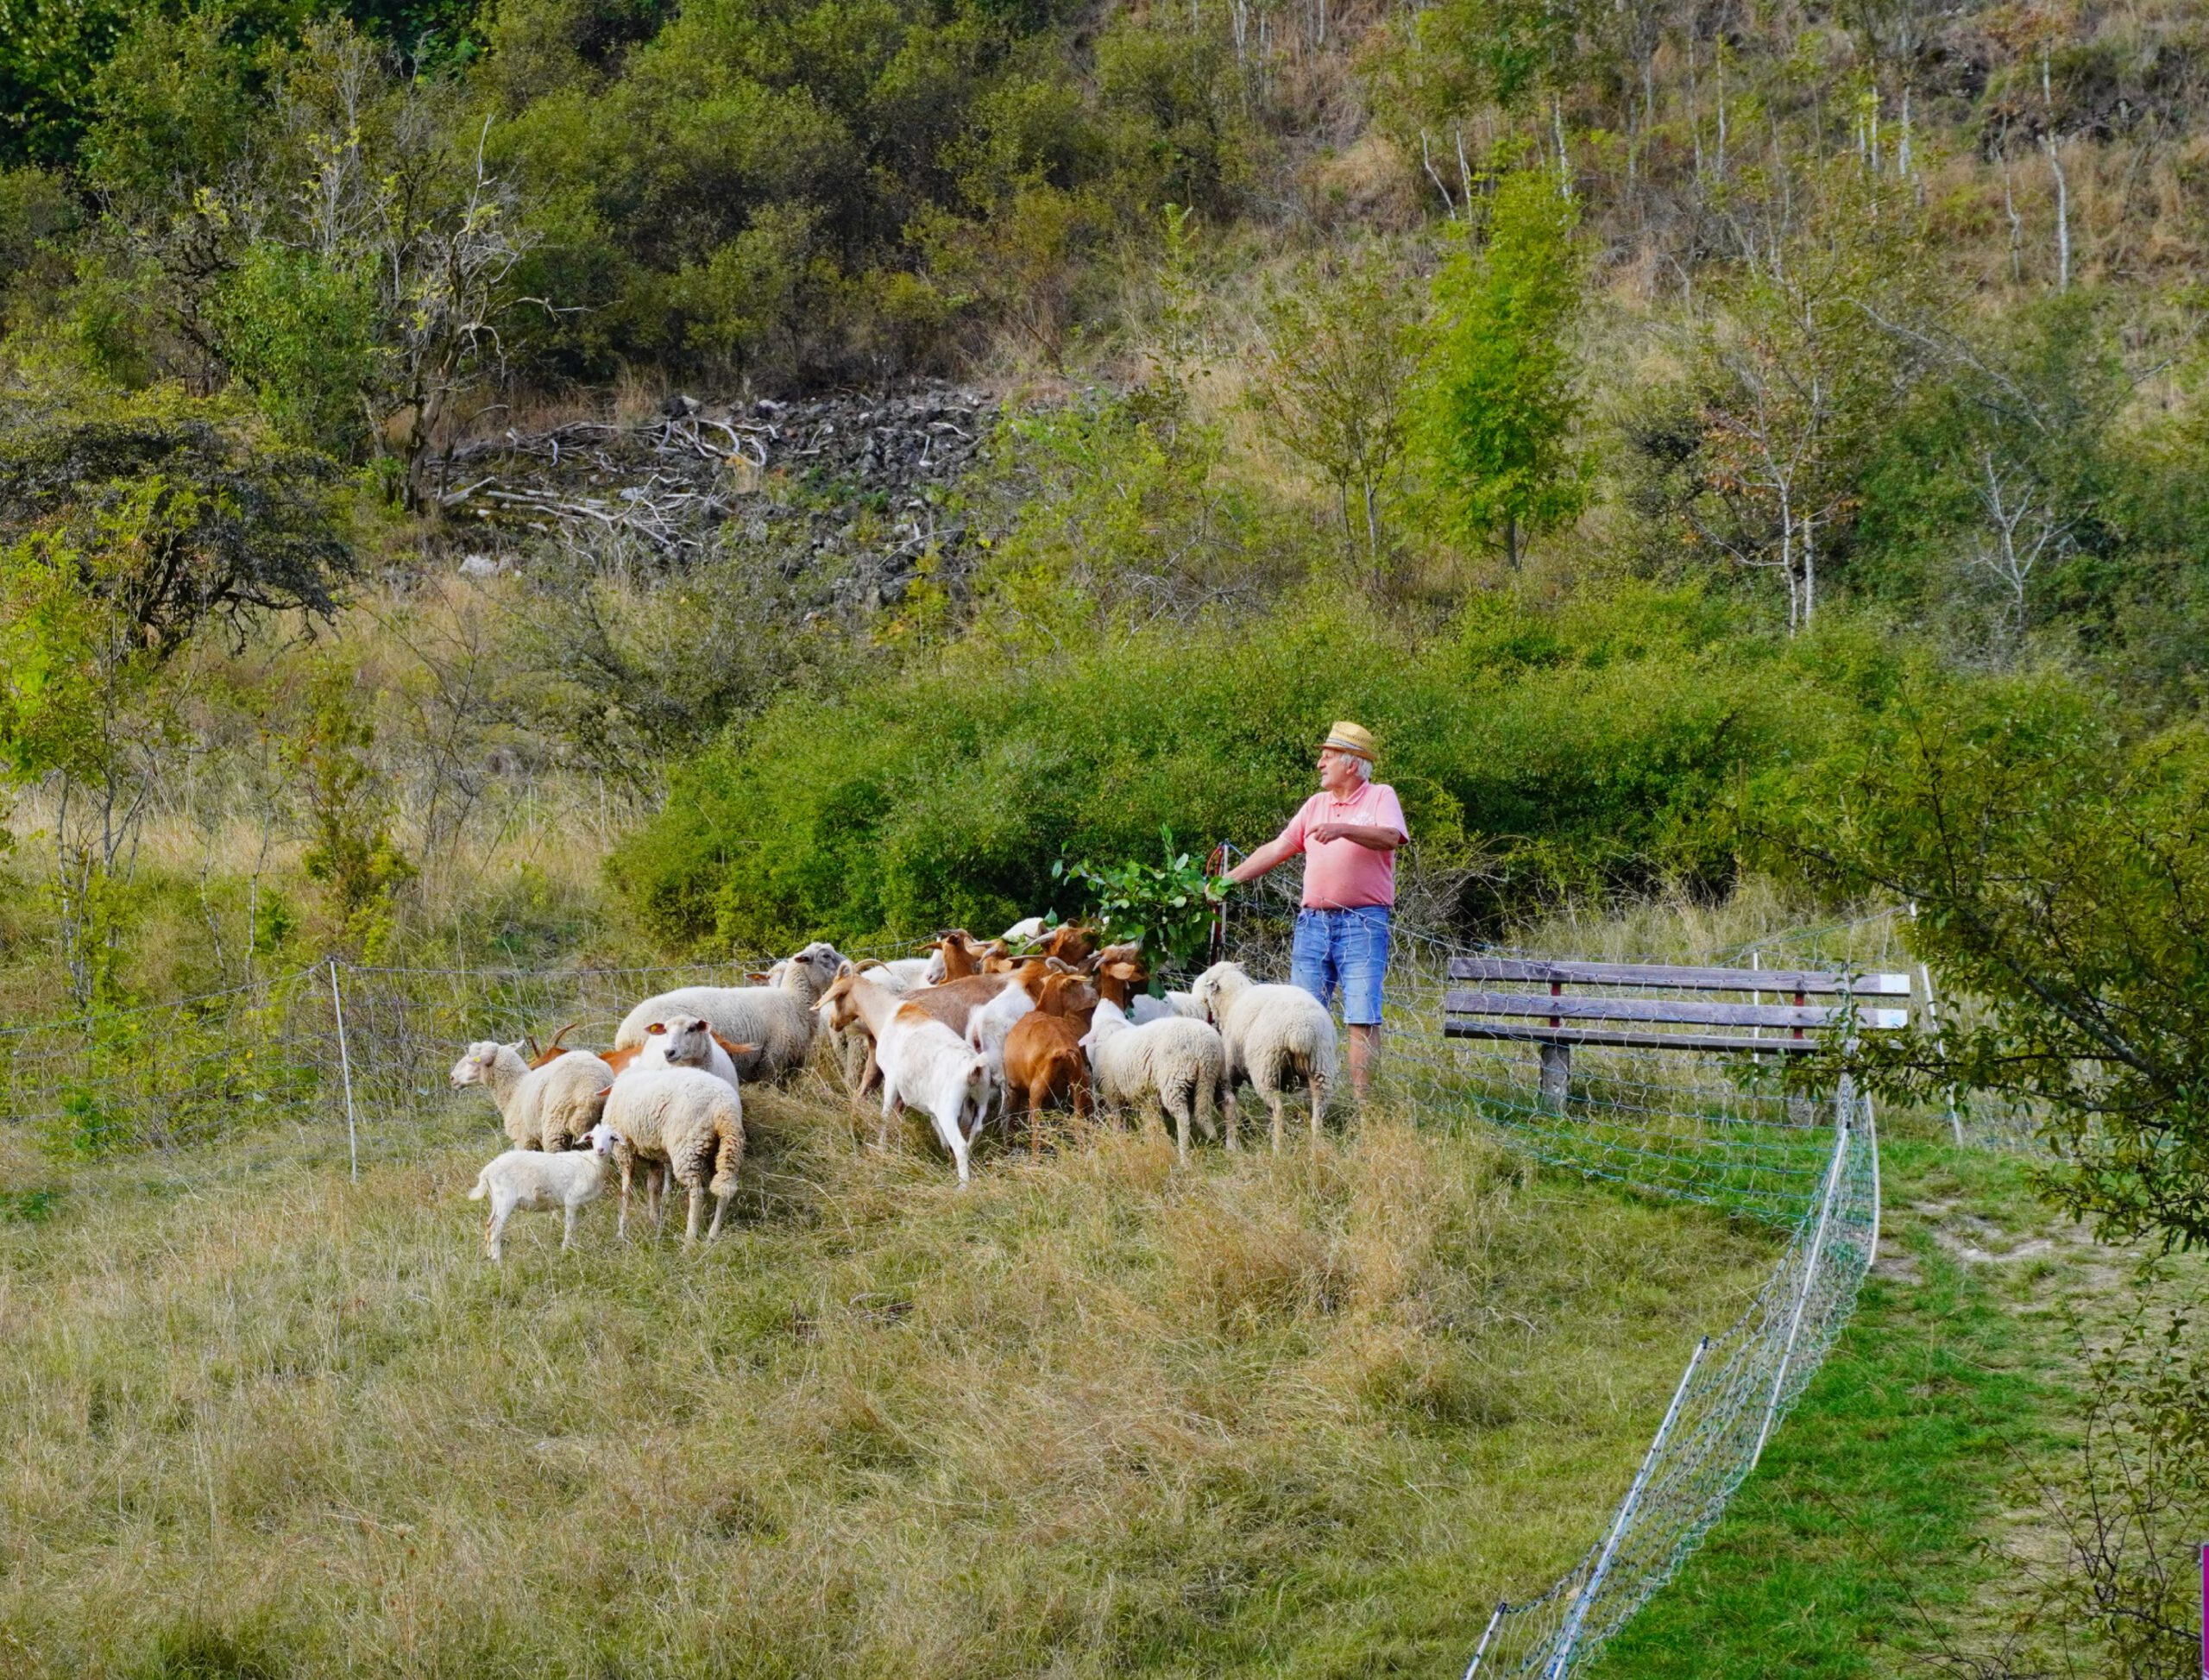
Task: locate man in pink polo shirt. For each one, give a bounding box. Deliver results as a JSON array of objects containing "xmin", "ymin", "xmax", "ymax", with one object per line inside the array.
[{"xmin": 1220, "ymin": 721, "xmax": 1407, "ymax": 1102}]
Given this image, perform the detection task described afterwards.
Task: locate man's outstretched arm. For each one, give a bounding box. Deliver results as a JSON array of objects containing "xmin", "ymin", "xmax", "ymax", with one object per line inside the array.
[{"xmin": 1224, "ymin": 834, "xmax": 1300, "ymax": 884}]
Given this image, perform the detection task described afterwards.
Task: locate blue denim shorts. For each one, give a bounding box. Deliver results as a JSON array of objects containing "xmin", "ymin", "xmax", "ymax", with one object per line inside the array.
[{"xmin": 1291, "ymin": 906, "xmax": 1392, "ymax": 1026}]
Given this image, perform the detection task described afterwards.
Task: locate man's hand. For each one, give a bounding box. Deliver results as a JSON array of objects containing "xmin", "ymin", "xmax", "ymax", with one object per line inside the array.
[{"xmin": 1311, "ymin": 821, "xmax": 1404, "ymax": 851}]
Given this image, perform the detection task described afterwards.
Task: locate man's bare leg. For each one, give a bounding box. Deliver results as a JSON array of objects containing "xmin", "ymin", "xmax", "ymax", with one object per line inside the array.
[{"xmin": 1349, "ymin": 1022, "xmax": 1380, "ymax": 1104}]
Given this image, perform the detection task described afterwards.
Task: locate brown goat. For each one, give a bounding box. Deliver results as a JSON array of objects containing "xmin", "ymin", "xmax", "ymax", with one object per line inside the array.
[
  {"xmin": 1090, "ymin": 957, "xmax": 1150, "ymax": 1010},
  {"xmin": 1034, "ymin": 923, "xmax": 1097, "ymax": 965},
  {"xmin": 1001, "ymin": 972, "xmax": 1098, "ymax": 1152},
  {"xmin": 930, "ymin": 930, "xmax": 1007, "ymax": 980}
]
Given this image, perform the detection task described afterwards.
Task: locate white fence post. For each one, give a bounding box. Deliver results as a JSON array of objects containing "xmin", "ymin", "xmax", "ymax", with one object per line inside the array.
[
  {"xmin": 329, "ymin": 959, "xmax": 359, "ymax": 1182},
  {"xmin": 1543, "ymin": 1334, "xmax": 1710, "ymax": 1677},
  {"xmin": 1462, "ymin": 1600, "xmax": 1507, "ymax": 1678},
  {"xmin": 1749, "ymin": 1098, "xmax": 1850, "ymax": 1474}
]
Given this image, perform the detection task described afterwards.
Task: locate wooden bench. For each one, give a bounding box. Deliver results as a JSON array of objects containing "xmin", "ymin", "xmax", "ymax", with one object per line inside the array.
[{"xmin": 1443, "ymin": 957, "xmax": 1914, "ymax": 1110}]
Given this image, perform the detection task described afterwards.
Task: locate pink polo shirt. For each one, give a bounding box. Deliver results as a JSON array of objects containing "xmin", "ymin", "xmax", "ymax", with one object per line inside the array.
[{"xmin": 1274, "ymin": 781, "xmax": 1408, "ymax": 909}]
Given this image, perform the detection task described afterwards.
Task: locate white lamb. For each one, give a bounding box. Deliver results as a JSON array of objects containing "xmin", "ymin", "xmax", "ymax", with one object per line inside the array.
[
  {"xmin": 612, "ymin": 941, "xmax": 844, "ymax": 1082},
  {"xmin": 1130, "ymin": 991, "xmax": 1205, "ymax": 1025},
  {"xmin": 631, "ymin": 1012, "xmax": 741, "ymax": 1092},
  {"xmin": 468, "ymin": 1120, "xmax": 622, "ymax": 1261},
  {"xmin": 1079, "ymin": 997, "xmax": 1226, "ymax": 1162},
  {"xmin": 1191, "ymin": 961, "xmax": 1337, "ymax": 1154},
  {"xmin": 601, "ymin": 1066, "xmax": 746, "ymax": 1244},
  {"xmin": 450, "ymin": 1041, "xmax": 615, "ymax": 1151}
]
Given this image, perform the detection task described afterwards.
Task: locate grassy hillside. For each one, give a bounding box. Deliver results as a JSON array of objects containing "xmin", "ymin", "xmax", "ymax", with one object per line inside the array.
[{"xmin": 0, "ymin": 1092, "xmax": 1781, "ymax": 1676}]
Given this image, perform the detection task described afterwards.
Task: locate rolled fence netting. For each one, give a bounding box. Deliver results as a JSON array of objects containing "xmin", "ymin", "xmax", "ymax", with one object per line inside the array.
[{"xmin": 0, "ymin": 885, "xmax": 1994, "ymax": 1674}]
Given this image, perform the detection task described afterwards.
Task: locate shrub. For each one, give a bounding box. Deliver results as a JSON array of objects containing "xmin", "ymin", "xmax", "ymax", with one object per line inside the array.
[{"xmin": 609, "ymin": 582, "xmax": 1841, "ymax": 951}]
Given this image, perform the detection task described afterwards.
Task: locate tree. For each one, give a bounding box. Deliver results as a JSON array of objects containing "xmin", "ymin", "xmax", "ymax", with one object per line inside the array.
[
  {"xmin": 1416, "ymin": 167, "xmax": 1589, "ymax": 569},
  {"xmin": 1245, "ymin": 252, "xmax": 1425, "ymax": 589},
  {"xmin": 0, "ymin": 387, "xmax": 356, "ymax": 652},
  {"xmin": 1751, "ymin": 666, "xmax": 2209, "ymax": 1252},
  {"xmin": 0, "ymin": 387, "xmax": 354, "ymax": 1000},
  {"xmin": 1682, "ymin": 179, "xmax": 1922, "ymax": 632}
]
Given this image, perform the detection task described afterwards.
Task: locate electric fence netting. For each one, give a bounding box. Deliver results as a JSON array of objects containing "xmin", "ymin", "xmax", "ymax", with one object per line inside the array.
[
  {"xmin": 1214, "ymin": 866, "xmax": 1889, "ymax": 1677},
  {"xmin": 0, "ymin": 883, "xmax": 2034, "ymax": 1676}
]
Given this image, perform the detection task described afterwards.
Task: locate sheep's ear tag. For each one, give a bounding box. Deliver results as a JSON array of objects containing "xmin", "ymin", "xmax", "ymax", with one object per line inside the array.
[{"xmin": 647, "ymin": 1022, "xmax": 666, "ymax": 1035}]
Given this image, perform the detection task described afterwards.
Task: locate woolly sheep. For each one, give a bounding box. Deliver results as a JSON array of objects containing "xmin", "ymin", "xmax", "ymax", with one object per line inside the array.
[
  {"xmin": 1079, "ymin": 997, "xmax": 1227, "ymax": 1163},
  {"xmin": 1130, "ymin": 991, "xmax": 1205, "ymax": 1025},
  {"xmin": 601, "ymin": 1066, "xmax": 746, "ymax": 1244},
  {"xmin": 612, "ymin": 941, "xmax": 844, "ymax": 1082},
  {"xmin": 468, "ymin": 1121, "xmax": 621, "ymax": 1261},
  {"xmin": 1190, "ymin": 961, "xmax": 1337, "ymax": 1154},
  {"xmin": 631, "ymin": 1013, "xmax": 743, "ymax": 1092},
  {"xmin": 450, "ymin": 1041, "xmax": 615, "ymax": 1152}
]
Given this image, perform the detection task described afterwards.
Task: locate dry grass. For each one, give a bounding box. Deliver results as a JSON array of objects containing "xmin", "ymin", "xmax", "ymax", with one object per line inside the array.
[{"xmin": 0, "ymin": 1085, "xmax": 1778, "ymax": 1677}]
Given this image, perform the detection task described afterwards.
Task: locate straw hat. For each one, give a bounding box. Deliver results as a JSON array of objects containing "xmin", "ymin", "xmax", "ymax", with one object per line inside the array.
[{"xmin": 1319, "ymin": 720, "xmax": 1376, "ymax": 762}]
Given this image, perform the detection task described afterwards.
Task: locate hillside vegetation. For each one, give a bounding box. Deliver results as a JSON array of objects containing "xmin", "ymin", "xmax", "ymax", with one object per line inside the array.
[{"xmin": 8, "ymin": 0, "xmax": 2209, "ymax": 1666}]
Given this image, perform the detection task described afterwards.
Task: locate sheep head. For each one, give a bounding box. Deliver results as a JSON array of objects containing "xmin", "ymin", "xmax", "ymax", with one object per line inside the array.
[
  {"xmin": 450, "ymin": 1041, "xmax": 523, "ymax": 1089},
  {"xmin": 1191, "ymin": 961, "xmax": 1249, "ymax": 1023}
]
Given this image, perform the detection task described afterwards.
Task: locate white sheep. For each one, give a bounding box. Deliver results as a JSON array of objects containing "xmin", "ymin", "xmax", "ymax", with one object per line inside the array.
[
  {"xmin": 1079, "ymin": 997, "xmax": 1226, "ymax": 1162},
  {"xmin": 631, "ymin": 1012, "xmax": 742, "ymax": 1092},
  {"xmin": 612, "ymin": 941, "xmax": 844, "ymax": 1082},
  {"xmin": 1130, "ymin": 991, "xmax": 1205, "ymax": 1025},
  {"xmin": 450, "ymin": 1041, "xmax": 616, "ymax": 1151},
  {"xmin": 467, "ymin": 1120, "xmax": 621, "ymax": 1261},
  {"xmin": 1190, "ymin": 961, "xmax": 1337, "ymax": 1154},
  {"xmin": 601, "ymin": 1066, "xmax": 746, "ymax": 1245}
]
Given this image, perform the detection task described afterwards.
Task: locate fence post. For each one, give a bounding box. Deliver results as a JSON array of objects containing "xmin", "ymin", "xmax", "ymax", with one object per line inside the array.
[
  {"xmin": 1543, "ymin": 1335, "xmax": 1710, "ymax": 1678},
  {"xmin": 1462, "ymin": 1599, "xmax": 1507, "ymax": 1678},
  {"xmin": 328, "ymin": 959, "xmax": 360, "ymax": 1182},
  {"xmin": 1916, "ymin": 961, "xmax": 1964, "ymax": 1146},
  {"xmin": 1749, "ymin": 1101, "xmax": 1850, "ymax": 1474}
]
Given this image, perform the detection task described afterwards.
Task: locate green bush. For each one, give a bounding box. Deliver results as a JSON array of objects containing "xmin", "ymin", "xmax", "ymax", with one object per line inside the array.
[{"xmin": 610, "ymin": 582, "xmax": 1850, "ymax": 952}]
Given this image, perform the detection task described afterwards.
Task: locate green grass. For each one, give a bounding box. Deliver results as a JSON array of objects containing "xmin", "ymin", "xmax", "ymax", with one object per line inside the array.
[
  {"xmin": 1585, "ymin": 1140, "xmax": 2086, "ymax": 1678},
  {"xmin": 0, "ymin": 1085, "xmax": 1784, "ymax": 1677}
]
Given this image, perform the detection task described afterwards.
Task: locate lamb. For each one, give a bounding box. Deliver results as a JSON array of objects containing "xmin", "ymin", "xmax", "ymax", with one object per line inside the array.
[
  {"xmin": 613, "ymin": 941, "xmax": 844, "ymax": 1082},
  {"xmin": 468, "ymin": 1120, "xmax": 622, "ymax": 1261},
  {"xmin": 1191, "ymin": 960, "xmax": 1337, "ymax": 1154},
  {"xmin": 450, "ymin": 1040, "xmax": 616, "ymax": 1152},
  {"xmin": 817, "ymin": 970, "xmax": 989, "ymax": 1181},
  {"xmin": 601, "ymin": 1066, "xmax": 746, "ymax": 1244},
  {"xmin": 1079, "ymin": 997, "xmax": 1227, "ymax": 1162}
]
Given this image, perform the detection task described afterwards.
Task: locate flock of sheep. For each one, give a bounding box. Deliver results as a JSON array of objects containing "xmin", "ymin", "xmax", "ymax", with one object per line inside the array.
[{"xmin": 454, "ymin": 919, "xmax": 1339, "ymax": 1260}]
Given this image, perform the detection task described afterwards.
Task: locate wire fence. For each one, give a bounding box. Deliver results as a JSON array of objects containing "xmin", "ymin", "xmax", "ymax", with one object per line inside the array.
[{"xmin": 0, "ymin": 886, "xmax": 2021, "ymax": 1676}]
